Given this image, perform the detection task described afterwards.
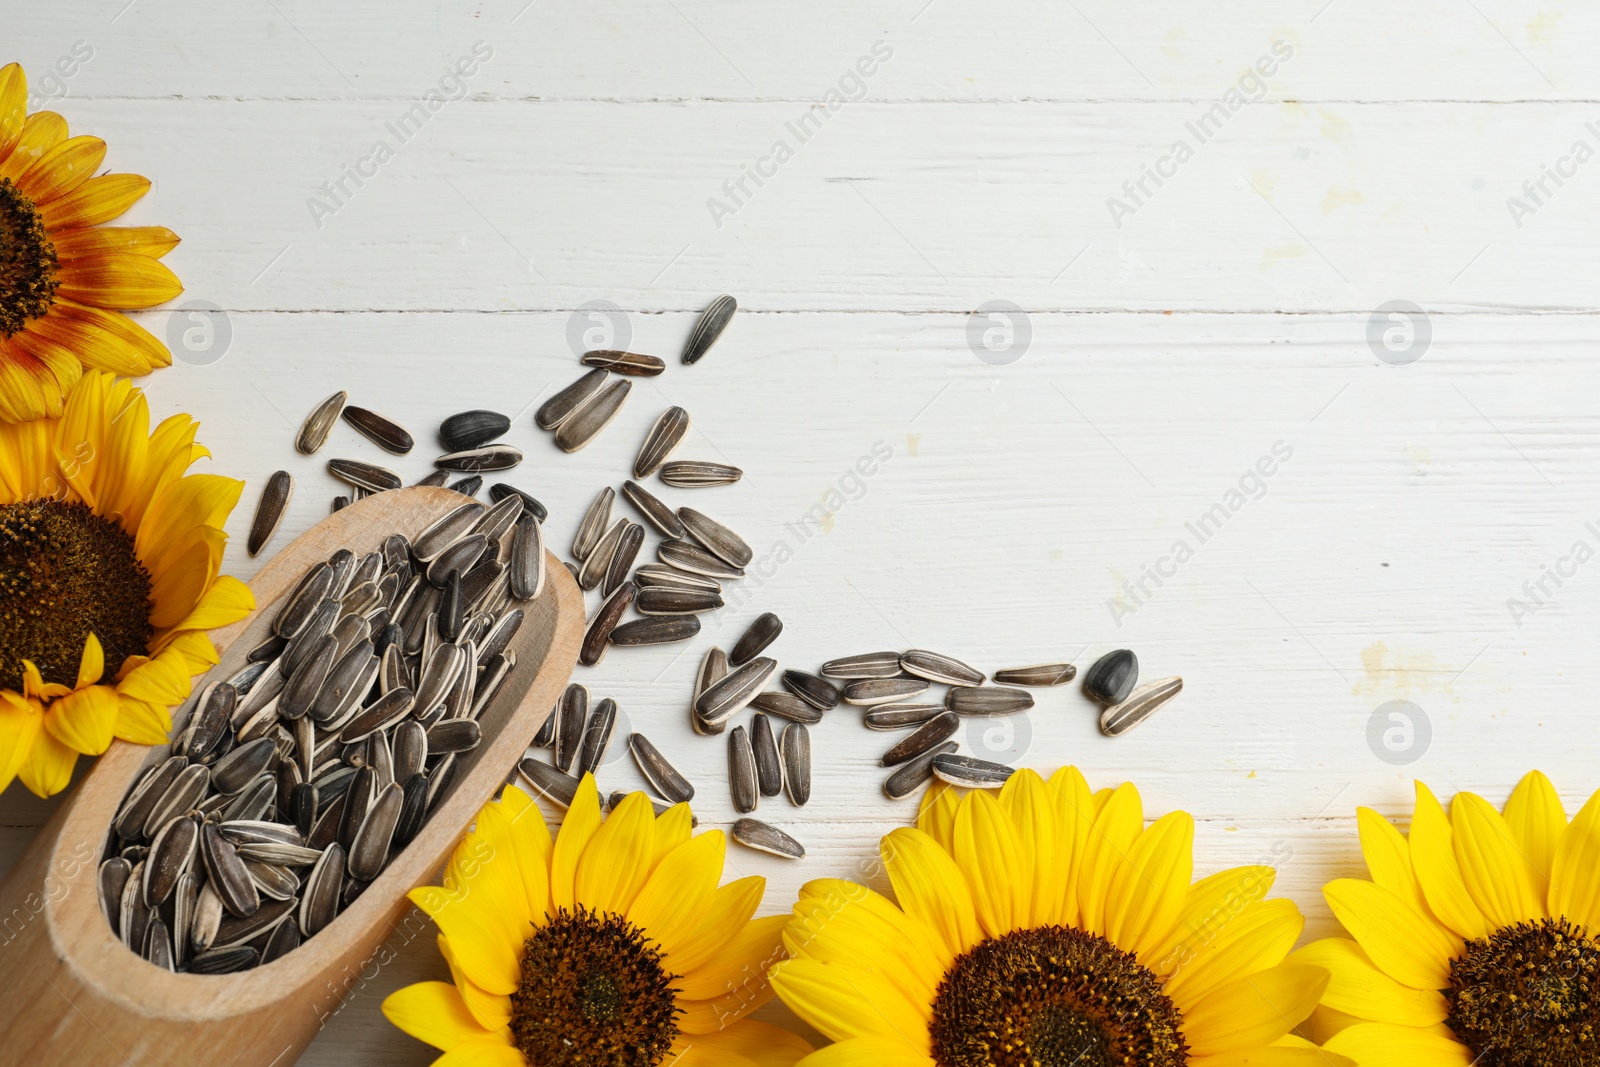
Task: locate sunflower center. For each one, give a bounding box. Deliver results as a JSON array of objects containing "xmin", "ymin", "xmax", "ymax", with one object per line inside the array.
[
  {"xmin": 0, "ymin": 499, "xmax": 153, "ymax": 691},
  {"xmin": 1447, "ymin": 917, "xmax": 1600, "ymax": 1067},
  {"xmin": 0, "ymin": 178, "xmax": 61, "ymax": 337},
  {"xmin": 930, "ymin": 925, "xmax": 1188, "ymax": 1067},
  {"xmin": 509, "ymin": 906, "xmax": 681, "ymax": 1066}
]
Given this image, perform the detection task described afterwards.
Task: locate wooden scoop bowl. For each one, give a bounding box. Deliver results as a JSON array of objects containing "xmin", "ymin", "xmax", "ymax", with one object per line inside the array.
[{"xmin": 0, "ymin": 487, "xmax": 584, "ymax": 1066}]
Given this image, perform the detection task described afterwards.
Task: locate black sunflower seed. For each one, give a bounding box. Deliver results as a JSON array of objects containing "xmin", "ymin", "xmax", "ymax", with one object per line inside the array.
[
  {"xmin": 439, "ymin": 409, "xmax": 510, "ymax": 452},
  {"xmin": 248, "ymin": 470, "xmax": 294, "ymax": 557},
  {"xmin": 341, "ymin": 406, "xmax": 414, "ymax": 454}
]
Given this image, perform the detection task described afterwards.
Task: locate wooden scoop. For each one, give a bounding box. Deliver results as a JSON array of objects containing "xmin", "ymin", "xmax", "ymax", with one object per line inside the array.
[{"xmin": 0, "ymin": 487, "xmax": 584, "ymax": 1066}]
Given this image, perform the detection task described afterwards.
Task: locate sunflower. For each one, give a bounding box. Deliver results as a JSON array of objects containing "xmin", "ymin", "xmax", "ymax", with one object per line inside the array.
[
  {"xmin": 1297, "ymin": 771, "xmax": 1600, "ymax": 1066},
  {"xmin": 383, "ymin": 774, "xmax": 815, "ymax": 1067},
  {"xmin": 0, "ymin": 61, "xmax": 183, "ymax": 424},
  {"xmin": 0, "ymin": 370, "xmax": 251, "ymax": 797},
  {"xmin": 770, "ymin": 768, "xmax": 1336, "ymax": 1067}
]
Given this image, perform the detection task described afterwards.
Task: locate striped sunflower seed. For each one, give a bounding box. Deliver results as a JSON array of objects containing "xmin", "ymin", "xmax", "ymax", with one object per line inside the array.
[
  {"xmin": 621, "ymin": 480, "xmax": 683, "ymax": 537},
  {"xmin": 394, "ymin": 773, "xmax": 430, "ymax": 848},
  {"xmin": 730, "ymin": 612, "xmax": 782, "ymax": 667},
  {"xmin": 635, "ymin": 586, "xmax": 724, "ymax": 615},
  {"xmin": 581, "ymin": 583, "xmax": 636, "ymax": 667},
  {"xmin": 189, "ymin": 946, "xmax": 259, "ymax": 974},
  {"xmin": 212, "ymin": 737, "xmax": 277, "ymax": 795},
  {"xmin": 426, "ymin": 718, "xmax": 482, "ymax": 754},
  {"xmin": 331, "ymin": 495, "xmax": 350, "ymax": 513},
  {"xmin": 508, "ymin": 516, "xmax": 546, "ymax": 601},
  {"xmin": 880, "ymin": 711, "xmax": 960, "ymax": 767},
  {"xmin": 435, "ymin": 445, "xmax": 522, "ymax": 473},
  {"xmin": 426, "ymin": 533, "xmax": 487, "ymax": 587},
  {"xmin": 200, "ymin": 822, "xmax": 260, "ymax": 918},
  {"xmin": 299, "ymin": 843, "xmax": 344, "ymax": 937},
  {"xmin": 863, "ymin": 703, "xmax": 943, "ymax": 731},
  {"xmin": 692, "ymin": 647, "xmax": 729, "ymax": 736},
  {"xmin": 518, "ymin": 758, "xmax": 579, "ymax": 809},
  {"xmin": 348, "ymin": 783, "xmax": 402, "ymax": 881},
  {"xmin": 780, "ymin": 724, "xmax": 810, "ymax": 806},
  {"xmin": 341, "ymin": 406, "xmax": 413, "ymax": 454},
  {"xmin": 750, "ymin": 713, "xmax": 782, "ymax": 797},
  {"xmin": 679, "ymin": 507, "xmax": 752, "ymax": 568},
  {"xmin": 1099, "ymin": 676, "xmax": 1183, "ymax": 737},
  {"xmin": 555, "ymin": 685, "xmax": 588, "ymax": 773},
  {"xmin": 296, "ymin": 391, "xmax": 347, "ymax": 454},
  {"xmin": 248, "ymin": 470, "xmax": 294, "ymax": 557},
  {"xmin": 782, "ymin": 669, "xmax": 840, "ymax": 710},
  {"xmin": 727, "ymin": 726, "xmax": 758, "ymax": 814},
  {"xmin": 413, "ymin": 502, "xmax": 485, "ymax": 562},
  {"xmin": 327, "ymin": 458, "xmax": 402, "ymax": 493},
  {"xmin": 439, "ymin": 410, "xmax": 510, "ymax": 452},
  {"xmin": 843, "ymin": 677, "xmax": 929, "ymax": 706},
  {"xmin": 634, "ymin": 406, "xmax": 690, "ymax": 479},
  {"xmin": 659, "ymin": 461, "xmax": 742, "ymax": 488},
  {"xmin": 819, "ymin": 651, "xmax": 903, "ymax": 680},
  {"xmin": 603, "ymin": 522, "xmax": 645, "ymax": 597},
  {"xmin": 535, "ymin": 368, "xmax": 608, "ymax": 431},
  {"xmin": 554, "ymin": 378, "xmax": 631, "ymax": 453},
  {"xmin": 260, "ymin": 917, "xmax": 302, "ymax": 965},
  {"xmin": 634, "ymin": 563, "xmax": 720, "ymax": 593},
  {"xmin": 488, "ymin": 483, "xmax": 548, "ymax": 522},
  {"xmin": 627, "ymin": 734, "xmax": 695, "ymax": 803},
  {"xmin": 695, "ymin": 657, "xmax": 777, "ymax": 726},
  {"xmin": 576, "ymin": 698, "xmax": 618, "ymax": 777},
  {"xmin": 99, "ymin": 858, "xmax": 131, "ymax": 936},
  {"xmin": 658, "ymin": 539, "xmax": 744, "ymax": 579},
  {"xmin": 993, "ymin": 663, "xmax": 1077, "ymax": 687},
  {"xmin": 274, "ymin": 562, "xmax": 334, "ymax": 639},
  {"xmin": 682, "ymin": 294, "xmax": 736, "ymax": 365},
  {"xmin": 144, "ymin": 815, "xmax": 199, "ymax": 907},
  {"xmin": 901, "ymin": 649, "xmax": 985, "ymax": 687},
  {"xmin": 730, "ymin": 818, "xmax": 804, "ymax": 860},
  {"xmin": 581, "ymin": 349, "xmax": 666, "ymax": 376},
  {"xmin": 945, "ymin": 686, "xmax": 1034, "ymax": 716},
  {"xmin": 413, "ymin": 470, "xmax": 449, "ymax": 488},
  {"xmin": 469, "ymin": 491, "xmax": 524, "ymax": 543},
  {"xmin": 931, "ymin": 753, "xmax": 1015, "ymax": 789},
  {"xmin": 573, "ymin": 487, "xmax": 614, "ymax": 561},
  {"xmin": 609, "ymin": 614, "xmax": 701, "ymax": 646},
  {"xmin": 749, "ymin": 691, "xmax": 822, "ymax": 725}
]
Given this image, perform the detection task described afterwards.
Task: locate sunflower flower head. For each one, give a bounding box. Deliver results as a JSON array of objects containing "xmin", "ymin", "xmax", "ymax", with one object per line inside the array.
[
  {"xmin": 0, "ymin": 370, "xmax": 251, "ymax": 797},
  {"xmin": 772, "ymin": 768, "xmax": 1336, "ymax": 1067},
  {"xmin": 0, "ymin": 61, "xmax": 184, "ymax": 424},
  {"xmin": 383, "ymin": 774, "xmax": 814, "ymax": 1067},
  {"xmin": 1302, "ymin": 770, "xmax": 1600, "ymax": 1066}
]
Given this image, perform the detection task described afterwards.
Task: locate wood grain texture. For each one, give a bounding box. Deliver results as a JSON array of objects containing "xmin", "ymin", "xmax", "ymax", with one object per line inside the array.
[
  {"xmin": 0, "ymin": 488, "xmax": 583, "ymax": 1067},
  {"xmin": 6, "ymin": 2, "xmax": 1600, "ymax": 1062}
]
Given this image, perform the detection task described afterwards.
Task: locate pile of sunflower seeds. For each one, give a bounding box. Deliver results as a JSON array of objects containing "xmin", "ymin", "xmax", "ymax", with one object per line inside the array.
[{"xmin": 99, "ymin": 497, "xmax": 544, "ymax": 973}]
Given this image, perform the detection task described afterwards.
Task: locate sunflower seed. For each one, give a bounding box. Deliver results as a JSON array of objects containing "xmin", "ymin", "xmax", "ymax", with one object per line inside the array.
[
  {"xmin": 581, "ymin": 583, "xmax": 636, "ymax": 667},
  {"xmin": 437, "ymin": 572, "xmax": 465, "ymax": 643},
  {"xmin": 659, "ymin": 461, "xmax": 741, "ymax": 488},
  {"xmin": 188, "ymin": 881, "xmax": 224, "ymax": 953},
  {"xmin": 634, "ymin": 563, "xmax": 719, "ymax": 593},
  {"xmin": 310, "ymin": 645, "xmax": 377, "ymax": 725},
  {"xmin": 621, "ymin": 480, "xmax": 684, "ymax": 538},
  {"xmin": 200, "ymin": 822, "xmax": 260, "ymax": 918},
  {"xmin": 458, "ymin": 558, "xmax": 504, "ymax": 610},
  {"xmin": 117, "ymin": 759, "xmax": 182, "ymax": 838},
  {"xmin": 635, "ymin": 586, "xmax": 724, "ymax": 615},
  {"xmin": 337, "ymin": 767, "xmax": 375, "ymax": 851},
  {"xmin": 439, "ymin": 410, "xmax": 510, "ymax": 452},
  {"xmin": 781, "ymin": 670, "xmax": 840, "ymax": 711},
  {"xmin": 993, "ymin": 663, "xmax": 1077, "ymax": 687},
  {"xmin": 555, "ymin": 685, "xmax": 588, "ymax": 773},
  {"xmin": 536, "ymin": 369, "xmax": 606, "ymax": 430},
  {"xmin": 144, "ymin": 815, "xmax": 198, "ymax": 907},
  {"xmin": 945, "ymin": 686, "xmax": 1034, "ymax": 716},
  {"xmin": 427, "ymin": 533, "xmax": 487, "ymax": 587},
  {"xmin": 220, "ymin": 821, "xmax": 305, "ymax": 849},
  {"xmin": 212, "ymin": 737, "xmax": 277, "ymax": 795},
  {"xmin": 682, "ymin": 294, "xmax": 736, "ymax": 365},
  {"xmin": 120, "ymin": 862, "xmax": 150, "ymax": 949},
  {"xmin": 414, "ymin": 470, "xmax": 450, "ymax": 488},
  {"xmin": 508, "ymin": 518, "xmax": 546, "ymax": 601},
  {"xmin": 931, "ymin": 754, "xmax": 1016, "ymax": 789},
  {"xmin": 436, "ymin": 445, "xmax": 522, "ymax": 473},
  {"xmin": 347, "ymin": 783, "xmax": 402, "ymax": 881},
  {"xmin": 478, "ymin": 608, "xmax": 524, "ymax": 665},
  {"xmin": 1083, "ymin": 649, "xmax": 1138, "ymax": 705},
  {"xmin": 187, "ymin": 682, "xmax": 237, "ymax": 761},
  {"xmin": 902, "ymin": 650, "xmax": 984, "ymax": 687},
  {"xmin": 675, "ymin": 509, "xmax": 750, "ymax": 571},
  {"xmin": 632, "ymin": 406, "xmax": 691, "ymax": 479},
  {"xmin": 863, "ymin": 703, "xmax": 943, "ymax": 731},
  {"xmin": 327, "ymin": 458, "xmax": 402, "ymax": 493},
  {"xmin": 247, "ymin": 634, "xmax": 288, "ymax": 663},
  {"xmin": 584, "ymin": 347, "xmax": 668, "ymax": 375},
  {"xmin": 260, "ymin": 917, "xmax": 302, "ymax": 965},
  {"xmin": 692, "ymin": 647, "xmax": 730, "ymax": 736},
  {"xmin": 658, "ymin": 539, "xmax": 744, "ymax": 579},
  {"xmin": 568, "ymin": 486, "xmax": 614, "ymax": 561},
  {"xmin": 575, "ymin": 698, "xmax": 618, "ymax": 777},
  {"xmin": 730, "ymin": 612, "xmax": 782, "ymax": 667},
  {"xmin": 820, "ymin": 651, "xmax": 903, "ymax": 680},
  {"xmin": 489, "ymin": 483, "xmax": 548, "ymax": 522},
  {"xmin": 236, "ymin": 841, "xmax": 324, "ymax": 867},
  {"xmin": 596, "ymin": 525, "xmax": 641, "ymax": 599},
  {"xmin": 731, "ymin": 818, "xmax": 804, "ymax": 859},
  {"xmin": 337, "ymin": 688, "xmax": 415, "ymax": 743},
  {"xmin": 341, "ymin": 406, "xmax": 413, "ymax": 454},
  {"xmin": 780, "ymin": 724, "xmax": 810, "ymax": 806},
  {"xmin": 143, "ymin": 916, "xmax": 174, "ymax": 971},
  {"xmin": 627, "ymin": 734, "xmax": 695, "ymax": 804},
  {"xmin": 331, "ymin": 496, "xmax": 350, "ymax": 513},
  {"xmin": 226, "ymin": 660, "xmax": 271, "ymax": 698},
  {"xmin": 1100, "ymin": 676, "xmax": 1183, "ymax": 737},
  {"xmin": 145, "ymin": 764, "xmax": 211, "ymax": 838},
  {"xmin": 171, "ymin": 872, "xmax": 197, "ymax": 969},
  {"xmin": 748, "ymin": 691, "xmax": 822, "ymax": 725},
  {"xmin": 534, "ymin": 699, "xmax": 559, "ymax": 748},
  {"xmin": 610, "ymin": 614, "xmax": 701, "ymax": 646},
  {"xmin": 843, "ymin": 678, "xmax": 929, "ymax": 706},
  {"xmin": 274, "ymin": 562, "xmax": 334, "ymax": 639},
  {"xmin": 750, "ymin": 713, "xmax": 782, "ymax": 797},
  {"xmin": 290, "ymin": 782, "xmax": 319, "ymax": 836},
  {"xmin": 880, "ymin": 711, "xmax": 960, "ymax": 766},
  {"xmin": 99, "ymin": 858, "xmax": 131, "ymax": 936},
  {"xmin": 221, "ymin": 775, "xmax": 276, "ymax": 822},
  {"xmin": 518, "ymin": 758, "xmax": 579, "ymax": 808},
  {"xmin": 696, "ymin": 657, "xmax": 777, "ymax": 726},
  {"xmin": 299, "ymin": 844, "xmax": 344, "ymax": 937},
  {"xmin": 427, "ymin": 718, "xmax": 482, "ymax": 754},
  {"xmin": 296, "ymin": 391, "xmax": 347, "ymax": 454},
  {"xmin": 392, "ymin": 720, "xmax": 428, "ymax": 781},
  {"xmin": 414, "ymin": 502, "xmax": 486, "ymax": 562},
  {"xmin": 188, "ymin": 945, "xmax": 259, "ymax": 974},
  {"xmin": 414, "ymin": 643, "xmax": 466, "ymax": 720},
  {"xmin": 555, "ymin": 378, "xmax": 631, "ymax": 453},
  {"xmin": 393, "ymin": 773, "xmax": 430, "ymax": 848},
  {"xmin": 728, "ymin": 726, "xmax": 758, "ymax": 814},
  {"xmin": 248, "ymin": 470, "xmax": 294, "ymax": 557}
]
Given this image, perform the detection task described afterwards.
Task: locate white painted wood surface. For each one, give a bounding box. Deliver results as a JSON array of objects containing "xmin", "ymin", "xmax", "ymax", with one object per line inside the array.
[{"xmin": 8, "ymin": 3, "xmax": 1600, "ymax": 1062}]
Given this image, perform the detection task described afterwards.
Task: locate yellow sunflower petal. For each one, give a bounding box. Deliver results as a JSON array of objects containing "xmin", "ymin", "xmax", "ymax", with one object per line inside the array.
[
  {"xmin": 36, "ymin": 173, "xmax": 149, "ymax": 230},
  {"xmin": 683, "ymin": 1018, "xmax": 814, "ymax": 1067},
  {"xmin": 1502, "ymin": 769, "xmax": 1566, "ymax": 889},
  {"xmin": 0, "ymin": 64, "xmax": 24, "ymax": 160},
  {"xmin": 1287, "ymin": 937, "xmax": 1448, "ymax": 1027},
  {"xmin": 436, "ymin": 935, "xmax": 514, "ymax": 1032},
  {"xmin": 664, "ymin": 1041, "xmax": 758, "ymax": 1067},
  {"xmin": 478, "ymin": 794, "xmax": 549, "ymax": 924},
  {"xmin": 18, "ymin": 724, "xmax": 78, "ymax": 797},
  {"xmin": 114, "ymin": 652, "xmax": 192, "ymax": 707},
  {"xmin": 1105, "ymin": 810, "xmax": 1194, "ymax": 959},
  {"xmin": 407, "ymin": 886, "xmax": 520, "ymax": 997},
  {"xmin": 0, "ymin": 692, "xmax": 43, "ymax": 796},
  {"xmin": 790, "ymin": 879, "xmax": 950, "ymax": 996},
  {"xmin": 1409, "ymin": 781, "xmax": 1492, "ymax": 940},
  {"xmin": 18, "ymin": 134, "xmax": 106, "ymax": 203},
  {"xmin": 72, "ymin": 632, "xmax": 105, "ymax": 689},
  {"xmin": 676, "ymin": 914, "xmax": 788, "ymax": 1002},
  {"xmin": 1045, "ymin": 765, "xmax": 1095, "ymax": 926},
  {"xmin": 1323, "ymin": 878, "xmax": 1461, "ymax": 991},
  {"xmin": 111, "ymin": 697, "xmax": 172, "ymax": 745},
  {"xmin": 1356, "ymin": 807, "xmax": 1425, "ymax": 912},
  {"xmin": 1321, "ymin": 1022, "xmax": 1474, "ymax": 1066},
  {"xmin": 1179, "ymin": 963, "xmax": 1328, "ymax": 1056},
  {"xmin": 380, "ymin": 981, "xmax": 499, "ymax": 1052},
  {"xmin": 42, "ymin": 684, "xmax": 119, "ymax": 756},
  {"xmin": 915, "ymin": 779, "xmax": 960, "ymax": 851},
  {"xmin": 1148, "ymin": 865, "xmax": 1280, "ymax": 980},
  {"xmin": 953, "ymin": 788, "xmax": 1029, "ymax": 938},
  {"xmin": 789, "ymin": 1037, "xmax": 932, "ymax": 1067},
  {"xmin": 574, "ymin": 790, "xmax": 656, "ymax": 916},
  {"xmin": 0, "ymin": 111, "xmax": 67, "ymax": 183},
  {"xmin": 881, "ymin": 827, "xmax": 982, "ymax": 959},
  {"xmin": 54, "ymin": 252, "xmax": 184, "ymax": 310},
  {"xmin": 145, "ymin": 630, "xmax": 218, "ymax": 674},
  {"xmin": 1190, "ymin": 1038, "xmax": 1356, "ymax": 1067},
  {"xmin": 1163, "ymin": 898, "xmax": 1303, "ymax": 1010},
  {"xmin": 548, "ymin": 774, "xmax": 603, "ymax": 912},
  {"xmin": 1549, "ymin": 786, "xmax": 1600, "ymax": 932},
  {"xmin": 768, "ymin": 959, "xmax": 930, "ymax": 1049},
  {"xmin": 49, "ymin": 226, "xmax": 182, "ymax": 260},
  {"xmin": 158, "ymin": 575, "xmax": 254, "ymax": 638},
  {"xmin": 1078, "ymin": 781, "xmax": 1142, "ymax": 937},
  {"xmin": 1452, "ymin": 790, "xmax": 1545, "ymax": 927},
  {"xmin": 0, "ymin": 340, "xmax": 63, "ymax": 423},
  {"xmin": 668, "ymin": 876, "xmax": 765, "ymax": 976},
  {"xmin": 652, "ymin": 799, "xmax": 694, "ymax": 868},
  {"xmin": 997, "ymin": 769, "xmax": 1065, "ymax": 929},
  {"xmin": 628, "ymin": 829, "xmax": 726, "ymax": 962},
  {"xmin": 427, "ymin": 1038, "xmax": 525, "ymax": 1067}
]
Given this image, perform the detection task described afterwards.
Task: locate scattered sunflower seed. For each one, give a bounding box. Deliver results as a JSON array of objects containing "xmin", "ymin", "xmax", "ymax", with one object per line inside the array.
[
  {"xmin": 730, "ymin": 818, "xmax": 804, "ymax": 860},
  {"xmin": 634, "ymin": 407, "xmax": 690, "ymax": 479},
  {"xmin": 439, "ymin": 410, "xmax": 510, "ymax": 452},
  {"xmin": 449, "ymin": 475, "xmax": 483, "ymax": 498},
  {"xmin": 248, "ymin": 471, "xmax": 294, "ymax": 557},
  {"xmin": 488, "ymin": 483, "xmax": 548, "ymax": 522},
  {"xmin": 573, "ymin": 487, "xmax": 614, "ymax": 562},
  {"xmin": 554, "ymin": 378, "xmax": 631, "ymax": 453},
  {"xmin": 782, "ymin": 670, "xmax": 840, "ymax": 710},
  {"xmin": 843, "ymin": 677, "xmax": 930, "ymax": 706},
  {"xmin": 901, "ymin": 650, "xmax": 984, "ymax": 687},
  {"xmin": 880, "ymin": 711, "xmax": 960, "ymax": 767},
  {"xmin": 682, "ymin": 295, "xmax": 736, "ymax": 365},
  {"xmin": 436, "ymin": 445, "xmax": 522, "ymax": 473},
  {"xmin": 691, "ymin": 647, "xmax": 730, "ymax": 736},
  {"xmin": 883, "ymin": 741, "xmax": 959, "ymax": 800},
  {"xmin": 730, "ymin": 612, "xmax": 782, "ymax": 667},
  {"xmin": 634, "ymin": 564, "xmax": 720, "ymax": 593},
  {"xmin": 696, "ymin": 657, "xmax": 777, "ymax": 726},
  {"xmin": 659, "ymin": 461, "xmax": 742, "ymax": 488},
  {"xmin": 750, "ymin": 713, "xmax": 782, "ymax": 797},
  {"xmin": 635, "ymin": 586, "xmax": 724, "ymax": 615},
  {"xmin": 679, "ymin": 507, "xmax": 752, "ymax": 568},
  {"xmin": 1083, "ymin": 649, "xmax": 1138, "ymax": 705},
  {"xmin": 780, "ymin": 724, "xmax": 810, "ymax": 806},
  {"xmin": 993, "ymin": 663, "xmax": 1077, "ymax": 687},
  {"xmin": 945, "ymin": 686, "xmax": 1034, "ymax": 716},
  {"xmin": 508, "ymin": 517, "xmax": 546, "ymax": 601},
  {"xmin": 749, "ymin": 691, "xmax": 822, "ymax": 725},
  {"xmin": 627, "ymin": 734, "xmax": 695, "ymax": 804},
  {"xmin": 602, "ymin": 522, "xmax": 644, "ymax": 598},
  {"xmin": 581, "ymin": 583, "xmax": 636, "ymax": 667},
  {"xmin": 581, "ymin": 349, "xmax": 665, "ymax": 376},
  {"xmin": 621, "ymin": 480, "xmax": 684, "ymax": 538},
  {"xmin": 535, "ymin": 368, "xmax": 608, "ymax": 431},
  {"xmin": 728, "ymin": 726, "xmax": 757, "ymax": 814},
  {"xmin": 1099, "ymin": 676, "xmax": 1183, "ymax": 737},
  {"xmin": 331, "ymin": 495, "xmax": 351, "ymax": 513},
  {"xmin": 658, "ymin": 539, "xmax": 745, "ymax": 579},
  {"xmin": 820, "ymin": 652, "xmax": 903, "ymax": 680},
  {"xmin": 555, "ymin": 685, "xmax": 588, "ymax": 773},
  {"xmin": 931, "ymin": 753, "xmax": 1015, "ymax": 789},
  {"xmin": 610, "ymin": 614, "xmax": 701, "ymax": 646},
  {"xmin": 577, "ymin": 698, "xmax": 618, "ymax": 777},
  {"xmin": 328, "ymin": 458, "xmax": 402, "ymax": 493},
  {"xmin": 863, "ymin": 703, "xmax": 942, "ymax": 731},
  {"xmin": 341, "ymin": 406, "xmax": 413, "ymax": 454},
  {"xmin": 518, "ymin": 758, "xmax": 577, "ymax": 808},
  {"xmin": 296, "ymin": 391, "xmax": 347, "ymax": 454}
]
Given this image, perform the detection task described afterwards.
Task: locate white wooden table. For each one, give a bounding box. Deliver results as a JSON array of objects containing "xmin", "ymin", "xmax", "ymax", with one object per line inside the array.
[{"xmin": 10, "ymin": 2, "xmax": 1600, "ymax": 1061}]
